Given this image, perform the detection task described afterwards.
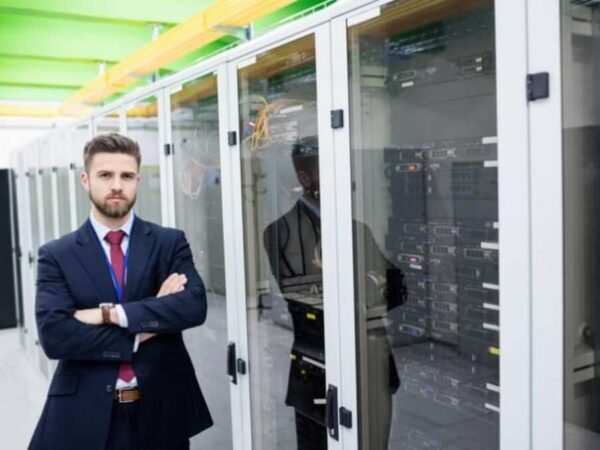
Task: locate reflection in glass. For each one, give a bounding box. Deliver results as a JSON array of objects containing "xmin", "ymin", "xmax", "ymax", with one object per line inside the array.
[
  {"xmin": 126, "ymin": 98, "xmax": 162, "ymax": 225},
  {"xmin": 238, "ymin": 35, "xmax": 326, "ymax": 449},
  {"xmin": 170, "ymin": 74, "xmax": 232, "ymax": 450},
  {"xmin": 562, "ymin": 1, "xmax": 600, "ymax": 447},
  {"xmin": 348, "ymin": 1, "xmax": 499, "ymax": 448}
]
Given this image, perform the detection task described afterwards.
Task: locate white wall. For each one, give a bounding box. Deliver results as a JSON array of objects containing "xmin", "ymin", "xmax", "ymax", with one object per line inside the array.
[{"xmin": 0, "ymin": 118, "xmax": 75, "ymax": 168}]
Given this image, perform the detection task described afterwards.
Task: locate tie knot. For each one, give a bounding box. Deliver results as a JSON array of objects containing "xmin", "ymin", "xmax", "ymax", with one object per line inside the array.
[{"xmin": 104, "ymin": 230, "xmax": 126, "ymax": 246}]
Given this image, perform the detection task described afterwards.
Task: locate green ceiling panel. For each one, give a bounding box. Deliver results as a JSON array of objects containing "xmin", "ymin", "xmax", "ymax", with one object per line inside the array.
[
  {"xmin": 165, "ymin": 35, "xmax": 239, "ymax": 71},
  {"xmin": 0, "ymin": 0, "xmax": 214, "ymax": 24},
  {"xmin": 0, "ymin": 13, "xmax": 157, "ymax": 61},
  {"xmin": 0, "ymin": 84, "xmax": 76, "ymax": 101},
  {"xmin": 0, "ymin": 0, "xmax": 337, "ymax": 105},
  {"xmin": 0, "ymin": 57, "xmax": 104, "ymax": 86},
  {"xmin": 254, "ymin": 0, "xmax": 332, "ymax": 33}
]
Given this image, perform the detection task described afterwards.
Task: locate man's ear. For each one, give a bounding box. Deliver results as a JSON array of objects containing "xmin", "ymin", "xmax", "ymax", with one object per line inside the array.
[{"xmin": 80, "ymin": 171, "xmax": 90, "ymax": 192}]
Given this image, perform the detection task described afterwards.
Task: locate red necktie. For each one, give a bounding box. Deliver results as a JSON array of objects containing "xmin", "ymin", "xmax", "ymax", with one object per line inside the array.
[{"xmin": 104, "ymin": 230, "xmax": 135, "ymax": 383}]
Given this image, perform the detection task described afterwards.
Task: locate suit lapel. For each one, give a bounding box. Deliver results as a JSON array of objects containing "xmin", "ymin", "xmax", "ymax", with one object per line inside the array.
[
  {"xmin": 124, "ymin": 217, "xmax": 156, "ymax": 303},
  {"xmin": 73, "ymin": 221, "xmax": 118, "ymax": 303}
]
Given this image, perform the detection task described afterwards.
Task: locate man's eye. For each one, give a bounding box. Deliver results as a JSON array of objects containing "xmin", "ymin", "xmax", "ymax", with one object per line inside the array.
[{"xmin": 100, "ymin": 173, "xmax": 110, "ymax": 178}]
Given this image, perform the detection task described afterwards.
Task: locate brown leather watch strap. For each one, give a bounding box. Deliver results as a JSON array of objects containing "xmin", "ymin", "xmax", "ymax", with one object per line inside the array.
[{"xmin": 101, "ymin": 305, "xmax": 113, "ymax": 325}]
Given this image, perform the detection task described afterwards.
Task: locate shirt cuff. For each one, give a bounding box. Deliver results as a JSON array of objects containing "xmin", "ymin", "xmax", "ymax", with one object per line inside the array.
[
  {"xmin": 114, "ymin": 304, "xmax": 128, "ymax": 328},
  {"xmin": 133, "ymin": 334, "xmax": 140, "ymax": 353}
]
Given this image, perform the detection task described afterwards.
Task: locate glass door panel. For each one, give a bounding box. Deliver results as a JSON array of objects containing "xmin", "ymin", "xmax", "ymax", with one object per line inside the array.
[
  {"xmin": 72, "ymin": 123, "xmax": 92, "ymax": 226},
  {"xmin": 126, "ymin": 96, "xmax": 162, "ymax": 224},
  {"xmin": 57, "ymin": 166, "xmax": 72, "ymax": 235},
  {"xmin": 562, "ymin": 1, "xmax": 600, "ymax": 447},
  {"xmin": 95, "ymin": 111, "xmax": 120, "ymax": 135},
  {"xmin": 28, "ymin": 165, "xmax": 40, "ymax": 258},
  {"xmin": 41, "ymin": 165, "xmax": 55, "ymax": 243},
  {"xmin": 347, "ymin": 1, "xmax": 499, "ymax": 448},
  {"xmin": 170, "ymin": 73, "xmax": 232, "ymax": 450},
  {"xmin": 237, "ymin": 35, "xmax": 325, "ymax": 449}
]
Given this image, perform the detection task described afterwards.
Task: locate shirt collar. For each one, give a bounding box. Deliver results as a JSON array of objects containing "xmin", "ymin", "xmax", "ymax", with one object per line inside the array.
[{"xmin": 89, "ymin": 211, "xmax": 135, "ymax": 242}]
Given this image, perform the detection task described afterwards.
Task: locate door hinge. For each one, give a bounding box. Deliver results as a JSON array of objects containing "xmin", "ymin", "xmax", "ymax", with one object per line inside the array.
[
  {"xmin": 237, "ymin": 358, "xmax": 247, "ymax": 375},
  {"xmin": 163, "ymin": 143, "xmax": 174, "ymax": 156},
  {"xmin": 331, "ymin": 109, "xmax": 344, "ymax": 129},
  {"xmin": 527, "ymin": 72, "xmax": 549, "ymax": 101},
  {"xmin": 228, "ymin": 131, "xmax": 237, "ymax": 146},
  {"xmin": 340, "ymin": 407, "xmax": 353, "ymax": 429}
]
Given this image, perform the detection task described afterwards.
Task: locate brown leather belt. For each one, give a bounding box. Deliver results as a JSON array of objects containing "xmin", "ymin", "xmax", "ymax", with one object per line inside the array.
[{"xmin": 114, "ymin": 388, "xmax": 141, "ymax": 403}]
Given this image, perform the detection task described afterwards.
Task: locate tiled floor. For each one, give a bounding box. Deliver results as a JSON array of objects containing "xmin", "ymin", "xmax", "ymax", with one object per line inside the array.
[{"xmin": 0, "ymin": 328, "xmax": 48, "ymax": 450}]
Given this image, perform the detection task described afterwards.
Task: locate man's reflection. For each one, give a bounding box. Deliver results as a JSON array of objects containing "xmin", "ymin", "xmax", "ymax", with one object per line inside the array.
[{"xmin": 263, "ymin": 137, "xmax": 406, "ymax": 450}]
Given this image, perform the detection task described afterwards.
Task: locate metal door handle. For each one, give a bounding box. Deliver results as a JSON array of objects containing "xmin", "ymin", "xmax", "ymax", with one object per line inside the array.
[
  {"xmin": 227, "ymin": 342, "xmax": 237, "ymax": 385},
  {"xmin": 325, "ymin": 384, "xmax": 339, "ymax": 440}
]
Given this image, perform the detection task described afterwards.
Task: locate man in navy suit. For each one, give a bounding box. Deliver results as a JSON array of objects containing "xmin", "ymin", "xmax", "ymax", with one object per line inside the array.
[{"xmin": 29, "ymin": 133, "xmax": 212, "ymax": 450}]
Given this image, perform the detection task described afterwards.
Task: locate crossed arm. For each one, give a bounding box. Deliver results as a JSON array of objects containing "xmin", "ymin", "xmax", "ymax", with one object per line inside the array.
[
  {"xmin": 36, "ymin": 232, "xmax": 206, "ymax": 362},
  {"xmin": 73, "ymin": 273, "xmax": 188, "ymax": 344}
]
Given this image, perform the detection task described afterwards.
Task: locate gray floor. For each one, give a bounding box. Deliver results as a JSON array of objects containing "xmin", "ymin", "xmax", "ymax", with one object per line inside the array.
[{"xmin": 0, "ymin": 328, "xmax": 48, "ymax": 450}]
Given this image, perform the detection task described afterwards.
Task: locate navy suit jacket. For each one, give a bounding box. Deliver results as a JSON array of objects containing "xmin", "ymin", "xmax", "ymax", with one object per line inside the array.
[{"xmin": 29, "ymin": 217, "xmax": 213, "ymax": 450}]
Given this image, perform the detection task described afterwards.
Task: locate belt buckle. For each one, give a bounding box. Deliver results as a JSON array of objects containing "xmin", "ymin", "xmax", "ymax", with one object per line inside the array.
[{"xmin": 116, "ymin": 389, "xmax": 135, "ymax": 404}]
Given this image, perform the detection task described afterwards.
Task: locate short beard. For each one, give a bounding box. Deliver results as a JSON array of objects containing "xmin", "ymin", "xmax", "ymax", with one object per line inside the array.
[{"xmin": 89, "ymin": 192, "xmax": 136, "ymax": 219}]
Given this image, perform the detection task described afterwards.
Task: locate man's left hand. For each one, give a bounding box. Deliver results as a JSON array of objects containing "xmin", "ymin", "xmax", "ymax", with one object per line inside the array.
[{"xmin": 74, "ymin": 308, "xmax": 103, "ymax": 325}]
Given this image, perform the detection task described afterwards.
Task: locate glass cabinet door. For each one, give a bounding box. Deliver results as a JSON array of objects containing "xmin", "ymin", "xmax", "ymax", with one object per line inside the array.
[
  {"xmin": 72, "ymin": 123, "xmax": 92, "ymax": 226},
  {"xmin": 562, "ymin": 1, "xmax": 600, "ymax": 448},
  {"xmin": 40, "ymin": 148, "xmax": 56, "ymax": 243},
  {"xmin": 125, "ymin": 96, "xmax": 162, "ymax": 225},
  {"xmin": 56, "ymin": 165, "xmax": 72, "ymax": 236},
  {"xmin": 345, "ymin": 1, "xmax": 500, "ymax": 448},
  {"xmin": 28, "ymin": 163, "xmax": 40, "ymax": 262},
  {"xmin": 236, "ymin": 35, "xmax": 327, "ymax": 449},
  {"xmin": 169, "ymin": 73, "xmax": 232, "ymax": 450},
  {"xmin": 95, "ymin": 111, "xmax": 120, "ymax": 135}
]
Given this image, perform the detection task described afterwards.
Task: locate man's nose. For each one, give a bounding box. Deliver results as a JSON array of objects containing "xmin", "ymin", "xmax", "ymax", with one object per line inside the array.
[{"xmin": 110, "ymin": 179, "xmax": 123, "ymax": 191}]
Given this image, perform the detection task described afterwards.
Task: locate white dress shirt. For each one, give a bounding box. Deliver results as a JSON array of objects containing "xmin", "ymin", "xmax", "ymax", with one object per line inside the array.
[{"xmin": 88, "ymin": 212, "xmax": 139, "ymax": 390}]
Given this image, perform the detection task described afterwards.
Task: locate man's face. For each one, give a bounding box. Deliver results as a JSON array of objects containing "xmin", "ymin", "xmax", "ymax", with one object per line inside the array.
[
  {"xmin": 296, "ymin": 156, "xmax": 320, "ymax": 200},
  {"xmin": 80, "ymin": 152, "xmax": 139, "ymax": 220}
]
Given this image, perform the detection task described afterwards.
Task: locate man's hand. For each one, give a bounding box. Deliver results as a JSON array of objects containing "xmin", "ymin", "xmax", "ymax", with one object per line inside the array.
[
  {"xmin": 74, "ymin": 308, "xmax": 103, "ymax": 325},
  {"xmin": 137, "ymin": 273, "xmax": 187, "ymax": 345},
  {"xmin": 156, "ymin": 273, "xmax": 187, "ymax": 298}
]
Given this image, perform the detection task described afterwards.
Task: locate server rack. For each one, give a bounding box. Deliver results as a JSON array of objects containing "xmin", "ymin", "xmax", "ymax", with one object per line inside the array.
[{"xmin": 7, "ymin": 0, "xmax": 546, "ymax": 448}]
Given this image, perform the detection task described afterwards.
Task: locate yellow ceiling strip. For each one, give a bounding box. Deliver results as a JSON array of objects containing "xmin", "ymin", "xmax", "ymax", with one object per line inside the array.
[
  {"xmin": 0, "ymin": 103, "xmax": 60, "ymax": 118},
  {"xmin": 126, "ymin": 103, "xmax": 158, "ymax": 118},
  {"xmin": 60, "ymin": 0, "xmax": 295, "ymax": 116}
]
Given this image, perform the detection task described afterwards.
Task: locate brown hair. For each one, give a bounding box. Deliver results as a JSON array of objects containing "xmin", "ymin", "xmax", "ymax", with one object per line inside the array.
[{"xmin": 83, "ymin": 133, "xmax": 141, "ymax": 171}]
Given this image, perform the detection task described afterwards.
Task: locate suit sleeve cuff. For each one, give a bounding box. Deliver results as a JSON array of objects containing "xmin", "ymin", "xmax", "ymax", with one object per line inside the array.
[
  {"xmin": 133, "ymin": 334, "xmax": 140, "ymax": 353},
  {"xmin": 115, "ymin": 304, "xmax": 129, "ymax": 328}
]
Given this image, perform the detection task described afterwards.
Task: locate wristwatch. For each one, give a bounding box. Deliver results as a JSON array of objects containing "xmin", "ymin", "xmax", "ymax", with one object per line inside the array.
[{"xmin": 99, "ymin": 303, "xmax": 115, "ymax": 325}]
